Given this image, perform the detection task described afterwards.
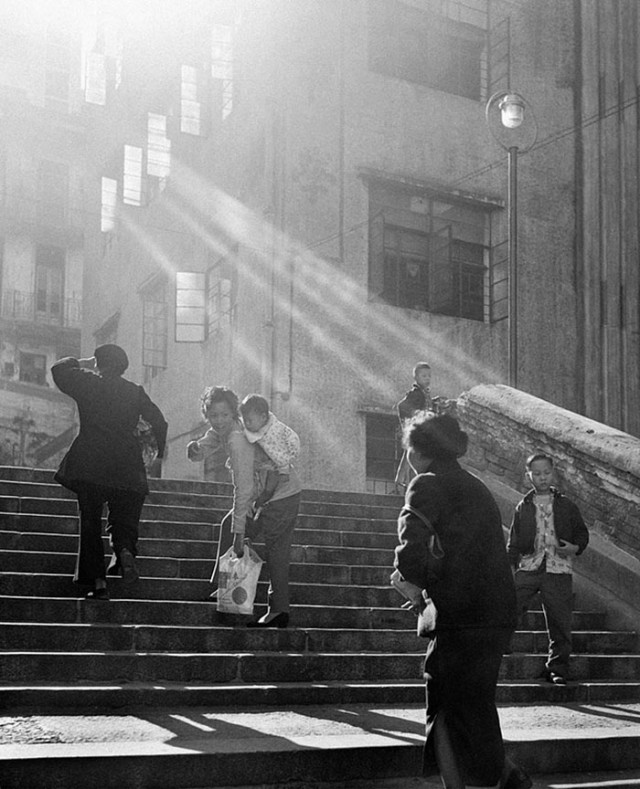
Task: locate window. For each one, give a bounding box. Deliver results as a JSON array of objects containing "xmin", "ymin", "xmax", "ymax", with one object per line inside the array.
[
  {"xmin": 369, "ymin": 181, "xmax": 489, "ymax": 321},
  {"xmin": 181, "ymin": 65, "xmax": 202, "ymax": 135},
  {"xmin": 19, "ymin": 352, "xmax": 47, "ymax": 386},
  {"xmin": 123, "ymin": 145, "xmax": 143, "ymax": 206},
  {"xmin": 38, "ymin": 161, "xmax": 68, "ymax": 226},
  {"xmin": 175, "ymin": 272, "xmax": 206, "ymax": 342},
  {"xmin": 84, "ymin": 18, "xmax": 123, "ymax": 104},
  {"xmin": 101, "ymin": 176, "xmax": 117, "ymax": 231},
  {"xmin": 147, "ymin": 113, "xmax": 171, "ymax": 180},
  {"xmin": 141, "ymin": 277, "xmax": 168, "ymax": 380},
  {"xmin": 207, "ymin": 256, "xmax": 235, "ymax": 336},
  {"xmin": 35, "ymin": 245, "xmax": 64, "ymax": 325},
  {"xmin": 365, "ymin": 413, "xmax": 402, "ymax": 495},
  {"xmin": 212, "ymin": 24, "xmax": 234, "ymax": 120},
  {"xmin": 368, "ymin": 0, "xmax": 487, "ymax": 100}
]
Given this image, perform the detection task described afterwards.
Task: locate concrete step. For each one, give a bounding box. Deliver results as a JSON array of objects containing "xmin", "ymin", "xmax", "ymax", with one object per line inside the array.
[
  {"xmin": 0, "ymin": 519, "xmax": 398, "ymax": 548},
  {"xmin": 0, "ymin": 621, "xmax": 635, "ymax": 656},
  {"xmin": 0, "ymin": 573, "xmax": 402, "ymax": 605},
  {"xmin": 0, "ymin": 491, "xmax": 400, "ymax": 522},
  {"xmin": 3, "ymin": 679, "xmax": 640, "ymax": 712},
  {"xmin": 0, "ymin": 466, "xmax": 404, "ymax": 508},
  {"xmin": 0, "ymin": 508, "xmax": 397, "ymax": 536},
  {"xmin": 0, "ymin": 621, "xmax": 635, "ymax": 655},
  {"xmin": 0, "ymin": 547, "xmax": 397, "ymax": 585},
  {"xmin": 2, "ymin": 649, "xmax": 640, "ymax": 685},
  {"xmin": 0, "ymin": 595, "xmax": 608, "ymax": 631},
  {"xmin": 1, "ymin": 703, "xmax": 640, "ymax": 789}
]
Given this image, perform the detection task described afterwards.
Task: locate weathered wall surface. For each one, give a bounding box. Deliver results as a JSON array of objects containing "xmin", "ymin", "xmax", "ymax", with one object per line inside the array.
[{"xmin": 457, "ymin": 384, "xmax": 640, "ymax": 631}]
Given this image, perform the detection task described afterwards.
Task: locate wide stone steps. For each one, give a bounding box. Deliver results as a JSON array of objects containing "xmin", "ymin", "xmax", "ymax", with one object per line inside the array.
[
  {"xmin": 1, "ymin": 465, "xmax": 640, "ymax": 788},
  {"xmin": 0, "ymin": 594, "xmax": 607, "ymax": 630},
  {"xmin": 2, "ymin": 704, "xmax": 640, "ymax": 789}
]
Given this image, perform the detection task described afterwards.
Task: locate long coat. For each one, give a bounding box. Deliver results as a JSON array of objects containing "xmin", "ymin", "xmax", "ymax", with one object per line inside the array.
[
  {"xmin": 395, "ymin": 457, "xmax": 516, "ymax": 631},
  {"xmin": 51, "ymin": 357, "xmax": 168, "ymax": 495}
]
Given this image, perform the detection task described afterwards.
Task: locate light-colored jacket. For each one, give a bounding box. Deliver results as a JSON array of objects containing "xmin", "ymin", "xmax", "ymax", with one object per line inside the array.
[{"xmin": 244, "ymin": 412, "xmax": 300, "ymax": 474}]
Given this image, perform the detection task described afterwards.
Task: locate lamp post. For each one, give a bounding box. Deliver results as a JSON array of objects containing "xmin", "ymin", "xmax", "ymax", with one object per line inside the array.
[{"xmin": 485, "ymin": 91, "xmax": 537, "ymax": 389}]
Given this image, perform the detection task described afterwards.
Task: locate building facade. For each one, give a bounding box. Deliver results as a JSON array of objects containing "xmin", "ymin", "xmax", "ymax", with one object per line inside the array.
[
  {"xmin": 6, "ymin": 0, "xmax": 638, "ymax": 491},
  {"xmin": 0, "ymin": 3, "xmax": 87, "ymax": 467}
]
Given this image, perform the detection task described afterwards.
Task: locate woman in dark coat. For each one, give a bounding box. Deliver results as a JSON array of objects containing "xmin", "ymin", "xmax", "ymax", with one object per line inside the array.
[
  {"xmin": 52, "ymin": 344, "xmax": 168, "ymax": 600},
  {"xmin": 394, "ymin": 413, "xmax": 530, "ymax": 789}
]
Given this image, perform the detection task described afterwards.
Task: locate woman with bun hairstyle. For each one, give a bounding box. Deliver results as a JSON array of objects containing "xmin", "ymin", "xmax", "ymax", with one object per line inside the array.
[{"xmin": 394, "ymin": 413, "xmax": 529, "ymax": 789}]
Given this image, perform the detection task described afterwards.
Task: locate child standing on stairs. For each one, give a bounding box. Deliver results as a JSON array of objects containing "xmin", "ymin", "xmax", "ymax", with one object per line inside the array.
[{"xmin": 507, "ymin": 452, "xmax": 589, "ymax": 685}]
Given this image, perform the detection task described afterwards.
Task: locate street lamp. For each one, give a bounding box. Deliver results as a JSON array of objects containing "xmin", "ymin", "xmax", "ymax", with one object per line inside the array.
[{"xmin": 485, "ymin": 91, "xmax": 537, "ymax": 389}]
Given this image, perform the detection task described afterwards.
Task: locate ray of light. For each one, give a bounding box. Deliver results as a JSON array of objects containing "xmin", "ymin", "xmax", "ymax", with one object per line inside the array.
[{"xmin": 168, "ymin": 161, "xmax": 502, "ymax": 388}]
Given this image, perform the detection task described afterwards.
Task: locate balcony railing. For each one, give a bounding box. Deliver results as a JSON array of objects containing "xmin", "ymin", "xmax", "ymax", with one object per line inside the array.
[{"xmin": 1, "ymin": 290, "xmax": 82, "ymax": 328}]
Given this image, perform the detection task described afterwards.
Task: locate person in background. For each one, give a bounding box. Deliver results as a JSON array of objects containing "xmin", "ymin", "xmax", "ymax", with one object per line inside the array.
[
  {"xmin": 51, "ymin": 345, "xmax": 168, "ymax": 600},
  {"xmin": 395, "ymin": 412, "xmax": 530, "ymax": 789},
  {"xmin": 187, "ymin": 387, "xmax": 301, "ymax": 627},
  {"xmin": 394, "ymin": 362, "xmax": 433, "ymax": 493},
  {"xmin": 507, "ymin": 452, "xmax": 589, "ymax": 686}
]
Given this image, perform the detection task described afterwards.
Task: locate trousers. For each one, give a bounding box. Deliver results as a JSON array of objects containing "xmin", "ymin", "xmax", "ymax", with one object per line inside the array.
[
  {"xmin": 515, "ymin": 566, "xmax": 573, "ymax": 677},
  {"xmin": 74, "ymin": 482, "xmax": 145, "ymax": 585},
  {"xmin": 211, "ymin": 493, "xmax": 300, "ymax": 613}
]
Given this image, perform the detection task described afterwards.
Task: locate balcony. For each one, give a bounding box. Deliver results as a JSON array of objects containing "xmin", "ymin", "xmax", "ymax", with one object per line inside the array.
[{"xmin": 1, "ymin": 290, "xmax": 82, "ymax": 329}]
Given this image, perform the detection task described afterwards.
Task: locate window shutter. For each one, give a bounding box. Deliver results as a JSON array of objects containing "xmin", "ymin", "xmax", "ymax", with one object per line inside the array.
[
  {"xmin": 490, "ymin": 238, "xmax": 508, "ymax": 322},
  {"xmin": 428, "ymin": 225, "xmax": 453, "ymax": 314},
  {"xmin": 368, "ymin": 211, "xmax": 386, "ymax": 300}
]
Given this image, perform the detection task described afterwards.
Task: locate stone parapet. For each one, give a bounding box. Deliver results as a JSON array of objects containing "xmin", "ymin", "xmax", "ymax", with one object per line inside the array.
[{"xmin": 457, "ymin": 384, "xmax": 640, "ymax": 633}]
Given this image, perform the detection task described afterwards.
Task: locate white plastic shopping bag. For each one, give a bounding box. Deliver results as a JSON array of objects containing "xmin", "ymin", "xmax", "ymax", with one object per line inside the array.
[{"xmin": 216, "ymin": 544, "xmax": 264, "ymax": 615}]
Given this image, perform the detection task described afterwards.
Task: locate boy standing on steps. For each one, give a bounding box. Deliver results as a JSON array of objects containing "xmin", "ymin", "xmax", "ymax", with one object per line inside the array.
[{"xmin": 507, "ymin": 452, "xmax": 589, "ymax": 685}]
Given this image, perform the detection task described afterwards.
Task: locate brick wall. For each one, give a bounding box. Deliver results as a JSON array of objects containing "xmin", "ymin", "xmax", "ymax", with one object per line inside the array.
[{"xmin": 456, "ymin": 384, "xmax": 640, "ymax": 563}]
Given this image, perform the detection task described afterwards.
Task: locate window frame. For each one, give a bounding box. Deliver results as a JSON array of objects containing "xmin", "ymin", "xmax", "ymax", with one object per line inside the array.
[
  {"xmin": 364, "ymin": 411, "xmax": 403, "ymax": 495},
  {"xmin": 368, "ymin": 0, "xmax": 488, "ymax": 101},
  {"xmin": 368, "ymin": 181, "xmax": 492, "ymax": 322}
]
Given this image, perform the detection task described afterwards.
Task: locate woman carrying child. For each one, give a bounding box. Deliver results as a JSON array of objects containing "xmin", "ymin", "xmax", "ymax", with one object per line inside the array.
[{"xmin": 187, "ymin": 387, "xmax": 301, "ymax": 628}]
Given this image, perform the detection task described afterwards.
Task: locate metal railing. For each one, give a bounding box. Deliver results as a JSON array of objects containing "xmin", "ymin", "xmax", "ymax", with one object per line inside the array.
[{"xmin": 0, "ymin": 290, "xmax": 82, "ymax": 328}]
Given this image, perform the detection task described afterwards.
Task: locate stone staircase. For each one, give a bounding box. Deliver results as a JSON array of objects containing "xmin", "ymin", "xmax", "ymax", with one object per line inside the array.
[{"xmin": 1, "ymin": 465, "xmax": 640, "ymax": 788}]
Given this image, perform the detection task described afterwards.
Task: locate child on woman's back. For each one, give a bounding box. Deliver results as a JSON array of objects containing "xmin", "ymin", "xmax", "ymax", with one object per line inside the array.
[{"xmin": 239, "ymin": 394, "xmax": 300, "ymax": 508}]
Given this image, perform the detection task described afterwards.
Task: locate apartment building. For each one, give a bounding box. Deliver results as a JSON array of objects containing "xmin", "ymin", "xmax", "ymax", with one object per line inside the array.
[
  {"xmin": 0, "ymin": 3, "xmax": 87, "ymax": 467},
  {"xmin": 9, "ymin": 0, "xmax": 638, "ymax": 492}
]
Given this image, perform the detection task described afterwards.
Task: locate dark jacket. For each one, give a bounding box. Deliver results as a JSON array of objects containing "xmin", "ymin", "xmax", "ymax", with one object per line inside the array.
[
  {"xmin": 506, "ymin": 487, "xmax": 589, "ymax": 568},
  {"xmin": 52, "ymin": 357, "xmax": 168, "ymax": 495},
  {"xmin": 396, "ymin": 384, "xmax": 432, "ymax": 423},
  {"xmin": 395, "ymin": 458, "xmax": 517, "ymax": 631}
]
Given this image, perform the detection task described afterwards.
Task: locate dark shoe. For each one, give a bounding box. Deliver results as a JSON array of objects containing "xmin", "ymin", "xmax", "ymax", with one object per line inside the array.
[
  {"xmin": 548, "ymin": 671, "xmax": 567, "ymax": 685},
  {"xmin": 85, "ymin": 588, "xmax": 110, "ymax": 601},
  {"xmin": 247, "ymin": 612, "xmax": 289, "ymax": 629},
  {"xmin": 501, "ymin": 763, "xmax": 533, "ymax": 789},
  {"xmin": 119, "ymin": 549, "xmax": 139, "ymax": 583}
]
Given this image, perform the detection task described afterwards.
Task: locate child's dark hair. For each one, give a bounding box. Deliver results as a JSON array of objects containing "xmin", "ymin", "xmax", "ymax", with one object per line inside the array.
[
  {"xmin": 403, "ymin": 412, "xmax": 468, "ymax": 460},
  {"xmin": 240, "ymin": 393, "xmax": 269, "ymax": 418},
  {"xmin": 200, "ymin": 386, "xmax": 239, "ymax": 420},
  {"xmin": 526, "ymin": 452, "xmax": 554, "ymax": 470}
]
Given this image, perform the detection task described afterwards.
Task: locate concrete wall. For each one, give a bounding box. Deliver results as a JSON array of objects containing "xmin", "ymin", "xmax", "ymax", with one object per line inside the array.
[{"xmin": 457, "ymin": 384, "xmax": 640, "ymax": 633}]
